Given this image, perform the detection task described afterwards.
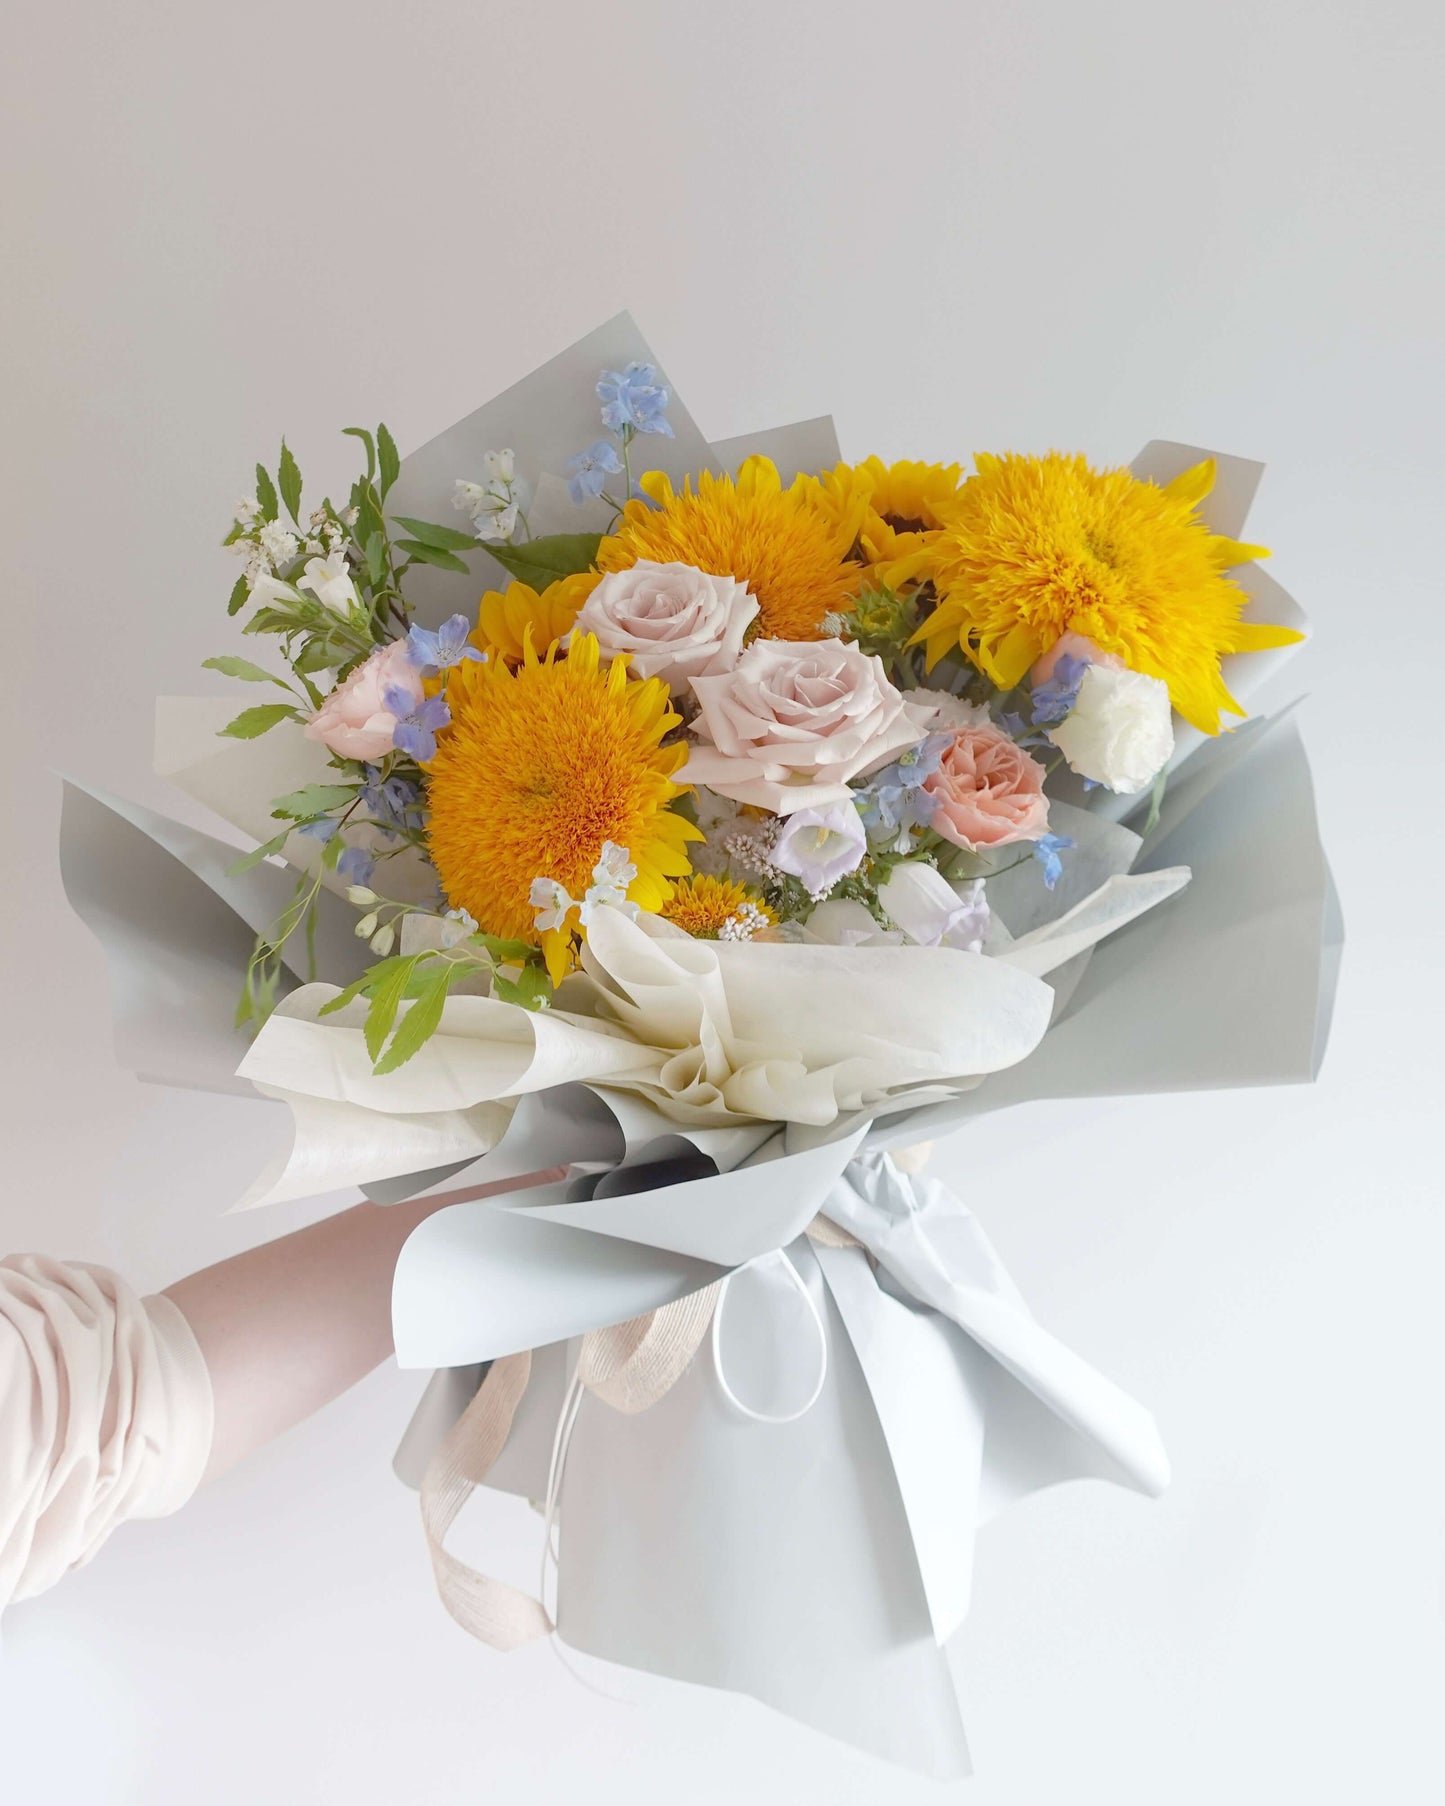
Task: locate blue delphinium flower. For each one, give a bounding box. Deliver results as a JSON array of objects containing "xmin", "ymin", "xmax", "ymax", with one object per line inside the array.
[
  {"xmin": 359, "ymin": 766, "xmax": 425, "ymax": 834},
  {"xmin": 336, "ymin": 844, "xmax": 376, "ymax": 887},
  {"xmin": 1031, "ymin": 832, "xmax": 1074, "ymax": 890},
  {"xmin": 406, "ymin": 613, "xmax": 486, "ymax": 674},
  {"xmin": 856, "ymin": 732, "xmax": 951, "ymax": 847},
  {"xmin": 296, "ymin": 816, "xmax": 339, "ymax": 843},
  {"xmin": 386, "ymin": 688, "xmax": 451, "ymax": 763},
  {"xmin": 1029, "ymin": 653, "xmax": 1088, "ymax": 725},
  {"xmin": 567, "ymin": 439, "xmax": 623, "ymax": 504},
  {"xmin": 596, "ymin": 362, "xmax": 674, "ymax": 438}
]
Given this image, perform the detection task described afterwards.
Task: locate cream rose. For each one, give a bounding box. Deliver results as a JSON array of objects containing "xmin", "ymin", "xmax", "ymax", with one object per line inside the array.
[
  {"xmin": 684, "ymin": 637, "xmax": 931, "ymax": 815},
  {"xmin": 1046, "ymin": 663, "xmax": 1174, "ymax": 795},
  {"xmin": 302, "ymin": 639, "xmax": 424, "ymax": 763},
  {"xmin": 570, "ymin": 560, "xmax": 758, "ymax": 692}
]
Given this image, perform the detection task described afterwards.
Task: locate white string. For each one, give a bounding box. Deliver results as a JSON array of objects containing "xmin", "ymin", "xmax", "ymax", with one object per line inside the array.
[{"xmin": 710, "ymin": 1251, "xmax": 829, "ymax": 1425}]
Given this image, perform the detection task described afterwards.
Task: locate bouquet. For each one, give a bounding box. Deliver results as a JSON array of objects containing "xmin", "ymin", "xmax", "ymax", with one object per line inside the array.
[{"xmin": 59, "ymin": 316, "xmax": 1339, "ymax": 1776}]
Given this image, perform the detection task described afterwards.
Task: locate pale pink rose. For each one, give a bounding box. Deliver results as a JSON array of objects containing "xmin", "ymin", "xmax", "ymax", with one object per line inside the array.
[
  {"xmin": 923, "ymin": 723, "xmax": 1050, "ymax": 850},
  {"xmin": 684, "ymin": 637, "xmax": 933, "ymax": 815},
  {"xmin": 302, "ymin": 639, "xmax": 424, "ymax": 762},
  {"xmin": 570, "ymin": 560, "xmax": 758, "ymax": 692},
  {"xmin": 1030, "ymin": 631, "xmax": 1123, "ymax": 685}
]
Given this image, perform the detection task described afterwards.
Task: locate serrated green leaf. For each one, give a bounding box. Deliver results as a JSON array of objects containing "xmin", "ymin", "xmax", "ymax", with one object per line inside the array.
[
  {"xmin": 270, "ymin": 782, "xmax": 358, "ymax": 819},
  {"xmin": 318, "ymin": 953, "xmax": 414, "ymax": 1017},
  {"xmin": 486, "ymin": 532, "xmax": 601, "ymax": 589},
  {"xmin": 343, "ymin": 427, "xmax": 377, "ymax": 482},
  {"xmin": 365, "ymin": 954, "xmax": 423, "ymax": 1063},
  {"xmin": 364, "ymin": 530, "xmax": 386, "ymax": 585},
  {"xmin": 278, "ymin": 439, "xmax": 303, "ymax": 522},
  {"xmin": 227, "ymin": 829, "xmax": 293, "ymax": 875},
  {"xmin": 392, "ymin": 516, "xmax": 479, "ymax": 553},
  {"xmin": 373, "ymin": 961, "xmax": 455, "ymax": 1074},
  {"xmin": 226, "ymin": 573, "xmax": 251, "ymax": 616},
  {"xmin": 492, "ymin": 964, "xmax": 553, "ymax": 1012},
  {"xmin": 292, "ymin": 638, "xmax": 339, "ymax": 675},
  {"xmin": 219, "ymin": 702, "xmax": 297, "ymax": 739},
  {"xmin": 203, "ymin": 654, "xmax": 292, "ymax": 688},
  {"xmin": 377, "ymin": 423, "xmax": 400, "ymax": 498},
  {"xmin": 397, "ymin": 539, "xmax": 471, "ymax": 575},
  {"xmin": 255, "ymin": 463, "xmax": 278, "ymax": 521},
  {"xmin": 476, "ymin": 932, "xmax": 538, "ymax": 964}
]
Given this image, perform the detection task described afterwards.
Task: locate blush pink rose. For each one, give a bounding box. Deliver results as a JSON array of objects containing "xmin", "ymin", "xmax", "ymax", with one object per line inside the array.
[
  {"xmin": 302, "ymin": 639, "xmax": 424, "ymax": 762},
  {"xmin": 923, "ymin": 723, "xmax": 1051, "ymax": 850}
]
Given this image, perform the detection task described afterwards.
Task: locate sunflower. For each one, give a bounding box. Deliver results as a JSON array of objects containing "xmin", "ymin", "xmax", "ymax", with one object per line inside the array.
[
  {"xmin": 595, "ymin": 455, "xmax": 864, "ymax": 641},
  {"xmin": 896, "ymin": 453, "xmax": 1301, "ymax": 735},
  {"xmin": 806, "ymin": 456, "xmax": 965, "ymax": 577},
  {"xmin": 661, "ymin": 875, "xmax": 774, "ymax": 940},
  {"xmin": 425, "ymin": 633, "xmax": 700, "ymax": 982},
  {"xmin": 470, "ymin": 570, "xmax": 600, "ymax": 664}
]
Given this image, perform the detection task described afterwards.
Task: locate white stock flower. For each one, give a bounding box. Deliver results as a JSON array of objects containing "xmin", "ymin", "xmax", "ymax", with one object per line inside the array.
[
  {"xmin": 570, "ymin": 561, "xmax": 759, "ymax": 693},
  {"xmin": 579, "ymin": 842, "xmax": 639, "ymax": 922},
  {"xmin": 473, "ymin": 501, "xmax": 519, "ymax": 543},
  {"xmin": 481, "ymin": 448, "xmax": 516, "ymax": 484},
  {"xmin": 1046, "ymin": 663, "xmax": 1175, "ymax": 795},
  {"xmin": 684, "ymin": 638, "xmax": 933, "ymax": 815},
  {"xmin": 529, "ymin": 877, "xmax": 576, "ymax": 933},
  {"xmin": 234, "ymin": 495, "xmax": 260, "ymax": 526},
  {"xmin": 297, "ymin": 550, "xmax": 360, "ymax": 615}
]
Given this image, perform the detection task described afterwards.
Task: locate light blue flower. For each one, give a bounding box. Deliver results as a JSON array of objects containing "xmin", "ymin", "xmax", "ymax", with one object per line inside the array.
[
  {"xmin": 596, "ymin": 363, "xmax": 674, "ymax": 438},
  {"xmin": 1029, "ymin": 653, "xmax": 1089, "ymax": 725},
  {"xmin": 296, "ymin": 816, "xmax": 339, "ymax": 843},
  {"xmin": 336, "ymin": 844, "xmax": 375, "ymax": 886},
  {"xmin": 567, "ymin": 439, "xmax": 623, "ymax": 504},
  {"xmin": 1031, "ymin": 832, "xmax": 1074, "ymax": 890},
  {"xmin": 385, "ymin": 688, "xmax": 451, "ymax": 763},
  {"xmin": 359, "ymin": 766, "xmax": 425, "ymax": 834},
  {"xmin": 856, "ymin": 732, "xmax": 951, "ymax": 845},
  {"xmin": 406, "ymin": 614, "xmax": 485, "ymax": 674}
]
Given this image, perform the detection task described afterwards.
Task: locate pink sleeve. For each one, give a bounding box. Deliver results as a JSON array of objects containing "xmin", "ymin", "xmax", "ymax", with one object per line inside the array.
[{"xmin": 0, "ymin": 1254, "xmax": 214, "ymax": 1609}]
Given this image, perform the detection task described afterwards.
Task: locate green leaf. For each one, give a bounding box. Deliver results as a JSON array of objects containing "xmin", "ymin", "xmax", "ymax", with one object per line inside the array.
[
  {"xmin": 292, "ymin": 637, "xmax": 340, "ymax": 675},
  {"xmin": 486, "ymin": 532, "xmax": 601, "ymax": 590},
  {"xmin": 278, "ymin": 439, "xmax": 303, "ymax": 522},
  {"xmin": 226, "ymin": 573, "xmax": 251, "ymax": 616},
  {"xmin": 392, "ymin": 515, "xmax": 479, "ymax": 553},
  {"xmin": 270, "ymin": 782, "xmax": 357, "ymax": 820},
  {"xmin": 476, "ymin": 932, "xmax": 537, "ymax": 964},
  {"xmin": 203, "ymin": 654, "xmax": 291, "ymax": 688},
  {"xmin": 364, "ymin": 955, "xmax": 423, "ymax": 1063},
  {"xmin": 343, "ymin": 426, "xmax": 377, "ymax": 483},
  {"xmin": 364, "ymin": 530, "xmax": 386, "ymax": 586},
  {"xmin": 377, "ymin": 423, "xmax": 400, "ymax": 498},
  {"xmin": 318, "ymin": 953, "xmax": 414, "ymax": 1018},
  {"xmin": 374, "ymin": 961, "xmax": 456, "ymax": 1075},
  {"xmin": 396, "ymin": 539, "xmax": 471, "ymax": 575},
  {"xmin": 219, "ymin": 702, "xmax": 297, "ymax": 739},
  {"xmin": 492, "ymin": 964, "xmax": 552, "ymax": 1012},
  {"xmin": 227, "ymin": 829, "xmax": 293, "ymax": 874},
  {"xmin": 255, "ymin": 463, "xmax": 279, "ymax": 522}
]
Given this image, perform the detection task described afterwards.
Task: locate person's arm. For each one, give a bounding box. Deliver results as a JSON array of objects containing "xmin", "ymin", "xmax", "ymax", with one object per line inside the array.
[{"xmin": 165, "ymin": 1173, "xmax": 561, "ymax": 1482}]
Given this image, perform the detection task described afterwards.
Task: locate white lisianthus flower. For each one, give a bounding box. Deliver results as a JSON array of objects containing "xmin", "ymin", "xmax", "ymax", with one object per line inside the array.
[
  {"xmin": 297, "ymin": 550, "xmax": 360, "ymax": 615},
  {"xmin": 1046, "ymin": 663, "xmax": 1175, "ymax": 795},
  {"xmin": 571, "ymin": 561, "xmax": 759, "ymax": 694},
  {"xmin": 877, "ymin": 865, "xmax": 989, "ymax": 952},
  {"xmin": 249, "ymin": 572, "xmax": 303, "ymax": 609}
]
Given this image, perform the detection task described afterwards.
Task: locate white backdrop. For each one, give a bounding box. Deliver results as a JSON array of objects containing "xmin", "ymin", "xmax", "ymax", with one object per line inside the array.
[{"xmin": 3, "ymin": 2, "xmax": 1443, "ymax": 1800}]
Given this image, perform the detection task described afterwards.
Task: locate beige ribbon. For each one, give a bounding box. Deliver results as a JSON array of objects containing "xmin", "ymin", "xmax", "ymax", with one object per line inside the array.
[{"xmin": 418, "ymin": 1198, "xmax": 889, "ymax": 1645}]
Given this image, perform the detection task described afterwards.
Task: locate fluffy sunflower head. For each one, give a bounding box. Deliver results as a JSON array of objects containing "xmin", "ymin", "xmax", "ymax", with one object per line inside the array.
[
  {"xmin": 470, "ymin": 570, "xmax": 600, "ymax": 664},
  {"xmin": 661, "ymin": 874, "xmax": 774, "ymax": 940},
  {"xmin": 595, "ymin": 455, "xmax": 864, "ymax": 641},
  {"xmin": 807, "ymin": 456, "xmax": 965, "ymax": 577},
  {"xmin": 899, "ymin": 453, "xmax": 1301, "ymax": 735},
  {"xmin": 425, "ymin": 633, "xmax": 700, "ymax": 980}
]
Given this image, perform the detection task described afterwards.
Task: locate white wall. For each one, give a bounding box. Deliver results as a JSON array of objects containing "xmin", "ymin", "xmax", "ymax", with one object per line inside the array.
[{"xmin": 2, "ymin": 2, "xmax": 1442, "ymax": 1800}]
